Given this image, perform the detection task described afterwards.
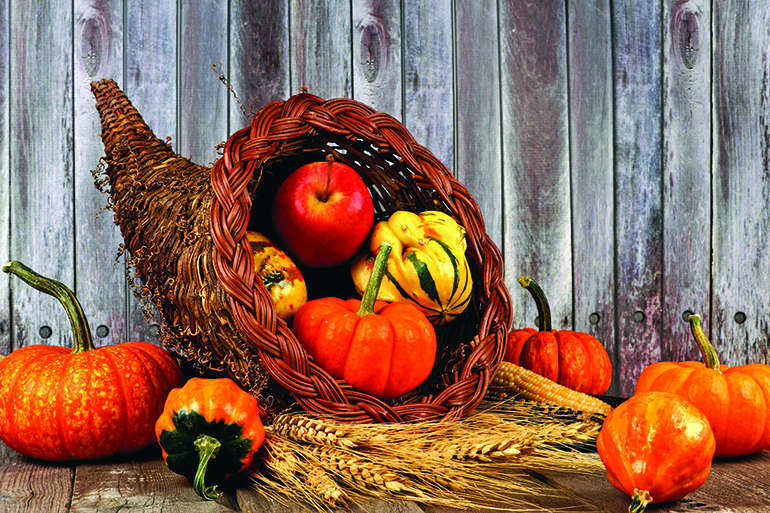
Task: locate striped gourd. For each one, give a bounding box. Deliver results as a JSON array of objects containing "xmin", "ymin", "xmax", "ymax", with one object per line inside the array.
[{"xmin": 351, "ymin": 211, "xmax": 473, "ymax": 325}]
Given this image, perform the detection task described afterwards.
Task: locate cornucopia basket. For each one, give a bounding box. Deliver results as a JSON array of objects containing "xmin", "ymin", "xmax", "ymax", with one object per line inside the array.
[{"xmin": 91, "ymin": 78, "xmax": 512, "ymax": 424}]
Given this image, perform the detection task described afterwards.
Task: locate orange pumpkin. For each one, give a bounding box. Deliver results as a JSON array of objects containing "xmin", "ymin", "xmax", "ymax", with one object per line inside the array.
[
  {"xmin": 292, "ymin": 243, "xmax": 437, "ymax": 399},
  {"xmin": 597, "ymin": 391, "xmax": 715, "ymax": 512},
  {"xmin": 634, "ymin": 314, "xmax": 770, "ymax": 458},
  {"xmin": 506, "ymin": 276, "xmax": 611, "ymax": 395},
  {"xmin": 0, "ymin": 261, "xmax": 183, "ymax": 461}
]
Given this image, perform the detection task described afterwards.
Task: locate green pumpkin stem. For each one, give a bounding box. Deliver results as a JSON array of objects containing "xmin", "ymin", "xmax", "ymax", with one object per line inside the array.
[
  {"xmin": 629, "ymin": 488, "xmax": 652, "ymax": 513},
  {"xmin": 2, "ymin": 260, "xmax": 95, "ymax": 353},
  {"xmin": 689, "ymin": 314, "xmax": 721, "ymax": 372},
  {"xmin": 192, "ymin": 435, "xmax": 224, "ymax": 501},
  {"xmin": 357, "ymin": 242, "xmax": 392, "ymax": 317},
  {"xmin": 517, "ymin": 276, "xmax": 552, "ymax": 332}
]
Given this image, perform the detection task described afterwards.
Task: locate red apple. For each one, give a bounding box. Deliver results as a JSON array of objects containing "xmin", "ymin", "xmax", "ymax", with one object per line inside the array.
[{"xmin": 272, "ymin": 155, "xmax": 374, "ymax": 268}]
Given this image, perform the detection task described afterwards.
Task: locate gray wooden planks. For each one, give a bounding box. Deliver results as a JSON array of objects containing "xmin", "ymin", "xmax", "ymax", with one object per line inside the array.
[
  {"xmin": 179, "ymin": 1, "xmax": 229, "ymax": 166},
  {"xmin": 70, "ymin": 455, "xmax": 240, "ymax": 512},
  {"xmin": 454, "ymin": 0, "xmax": 503, "ymax": 251},
  {"xmin": 712, "ymin": 0, "xmax": 770, "ymax": 366},
  {"xmin": 74, "ymin": 0, "xmax": 127, "ymax": 349},
  {"xmin": 124, "ymin": 0, "xmax": 178, "ymax": 345},
  {"xmin": 352, "ymin": 0, "xmax": 402, "ymax": 120},
  {"xmin": 500, "ymin": 0, "xmax": 572, "ymax": 332},
  {"xmin": 229, "ymin": 0, "xmax": 291, "ymax": 130},
  {"xmin": 8, "ymin": 0, "xmax": 75, "ymax": 351},
  {"xmin": 402, "ymin": 0, "xmax": 454, "ymax": 171},
  {"xmin": 612, "ymin": 1, "xmax": 664, "ymax": 395},
  {"xmin": 662, "ymin": 0, "xmax": 712, "ymax": 363},
  {"xmin": 567, "ymin": 0, "xmax": 617, "ymax": 392},
  {"xmin": 0, "ymin": 0, "xmax": 10, "ymax": 355},
  {"xmin": 290, "ymin": 0, "xmax": 352, "ymax": 99}
]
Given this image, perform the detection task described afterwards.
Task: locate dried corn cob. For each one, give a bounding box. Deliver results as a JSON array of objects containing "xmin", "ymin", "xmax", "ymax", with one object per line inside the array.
[{"xmin": 493, "ymin": 361, "xmax": 613, "ymax": 415}]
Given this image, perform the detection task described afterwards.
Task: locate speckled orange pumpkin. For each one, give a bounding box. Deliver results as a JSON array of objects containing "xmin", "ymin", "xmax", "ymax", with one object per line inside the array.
[{"xmin": 0, "ymin": 261, "xmax": 183, "ymax": 461}]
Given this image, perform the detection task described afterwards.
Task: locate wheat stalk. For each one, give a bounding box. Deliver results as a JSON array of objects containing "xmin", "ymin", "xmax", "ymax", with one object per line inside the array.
[{"xmin": 249, "ymin": 399, "xmax": 607, "ymax": 510}]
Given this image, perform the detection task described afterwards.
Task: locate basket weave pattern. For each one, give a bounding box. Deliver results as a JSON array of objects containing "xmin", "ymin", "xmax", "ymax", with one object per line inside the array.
[
  {"xmin": 91, "ymin": 79, "xmax": 511, "ymax": 423},
  {"xmin": 209, "ymin": 93, "xmax": 512, "ymax": 423}
]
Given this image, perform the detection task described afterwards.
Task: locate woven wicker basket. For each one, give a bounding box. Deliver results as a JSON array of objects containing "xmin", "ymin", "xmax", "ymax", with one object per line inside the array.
[{"xmin": 91, "ymin": 78, "xmax": 512, "ymax": 423}]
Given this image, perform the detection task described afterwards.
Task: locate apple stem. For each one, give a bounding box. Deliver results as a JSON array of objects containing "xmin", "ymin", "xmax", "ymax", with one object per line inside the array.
[
  {"xmin": 321, "ymin": 153, "xmax": 334, "ymax": 202},
  {"xmin": 356, "ymin": 243, "xmax": 392, "ymax": 317}
]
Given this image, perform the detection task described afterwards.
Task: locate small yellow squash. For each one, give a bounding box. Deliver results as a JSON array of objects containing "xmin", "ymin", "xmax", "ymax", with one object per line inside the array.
[
  {"xmin": 246, "ymin": 231, "xmax": 307, "ymax": 321},
  {"xmin": 351, "ymin": 210, "xmax": 472, "ymax": 325}
]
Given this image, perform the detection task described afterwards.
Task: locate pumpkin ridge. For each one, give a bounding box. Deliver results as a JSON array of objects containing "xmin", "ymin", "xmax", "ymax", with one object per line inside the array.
[
  {"xmin": 102, "ymin": 348, "xmax": 130, "ymax": 454},
  {"xmin": 55, "ymin": 356, "xmax": 75, "ymax": 460},
  {"xmin": 120, "ymin": 343, "xmax": 164, "ymax": 419},
  {"xmin": 2, "ymin": 349, "xmax": 42, "ymax": 452}
]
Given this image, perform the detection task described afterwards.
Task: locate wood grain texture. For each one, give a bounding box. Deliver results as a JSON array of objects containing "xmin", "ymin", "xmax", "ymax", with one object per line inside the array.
[
  {"xmin": 712, "ymin": 0, "xmax": 770, "ymax": 366},
  {"xmin": 538, "ymin": 451, "xmax": 770, "ymax": 512},
  {"xmin": 74, "ymin": 0, "xmax": 126, "ymax": 349},
  {"xmin": 9, "ymin": 0, "xmax": 75, "ymax": 350},
  {"xmin": 70, "ymin": 455, "xmax": 240, "ymax": 511},
  {"xmin": 454, "ymin": 0, "xmax": 503, "ymax": 251},
  {"xmin": 402, "ymin": 0, "xmax": 454, "ymax": 170},
  {"xmin": 612, "ymin": 1, "xmax": 664, "ymax": 395},
  {"xmin": 662, "ymin": 0, "xmax": 712, "ymax": 362},
  {"xmin": 352, "ymin": 0, "xmax": 402, "ymax": 119},
  {"xmin": 0, "ymin": 0, "xmax": 10, "ymax": 355},
  {"xmin": 124, "ymin": 0, "xmax": 177, "ymax": 345},
  {"xmin": 0, "ymin": 458, "xmax": 74, "ymax": 512},
  {"xmin": 290, "ymin": 0, "xmax": 352, "ymax": 99},
  {"xmin": 500, "ymin": 0, "xmax": 572, "ymax": 330},
  {"xmin": 180, "ymin": 0, "xmax": 229, "ymax": 166},
  {"xmin": 567, "ymin": 0, "xmax": 616, "ymax": 391},
  {"xmin": 229, "ymin": 0, "xmax": 290, "ymax": 130}
]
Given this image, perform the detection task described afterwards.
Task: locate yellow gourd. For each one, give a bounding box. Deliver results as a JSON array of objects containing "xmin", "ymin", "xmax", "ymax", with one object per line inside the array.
[{"xmin": 351, "ymin": 211, "xmax": 472, "ymax": 325}]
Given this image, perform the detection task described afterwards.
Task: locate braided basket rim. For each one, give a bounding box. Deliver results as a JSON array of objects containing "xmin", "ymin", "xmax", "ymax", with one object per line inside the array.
[{"xmin": 209, "ymin": 93, "xmax": 512, "ymax": 423}]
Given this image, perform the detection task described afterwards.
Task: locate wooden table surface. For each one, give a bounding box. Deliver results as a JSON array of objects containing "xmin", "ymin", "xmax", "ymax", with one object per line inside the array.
[{"xmin": 1, "ymin": 437, "xmax": 768, "ymax": 512}]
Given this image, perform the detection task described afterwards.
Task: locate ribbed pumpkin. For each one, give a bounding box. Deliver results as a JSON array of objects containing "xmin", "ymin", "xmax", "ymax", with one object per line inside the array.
[
  {"xmin": 506, "ymin": 276, "xmax": 612, "ymax": 395},
  {"xmin": 634, "ymin": 314, "xmax": 770, "ymax": 458},
  {"xmin": 0, "ymin": 261, "xmax": 183, "ymax": 461},
  {"xmin": 351, "ymin": 210, "xmax": 472, "ymax": 325},
  {"xmin": 296, "ymin": 243, "xmax": 437, "ymax": 399},
  {"xmin": 597, "ymin": 391, "xmax": 715, "ymax": 512}
]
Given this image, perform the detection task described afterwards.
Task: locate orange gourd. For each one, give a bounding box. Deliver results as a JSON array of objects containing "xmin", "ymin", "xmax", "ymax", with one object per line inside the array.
[
  {"xmin": 155, "ymin": 377, "xmax": 265, "ymax": 500},
  {"xmin": 506, "ymin": 276, "xmax": 612, "ymax": 395},
  {"xmin": 634, "ymin": 314, "xmax": 770, "ymax": 457},
  {"xmin": 0, "ymin": 261, "xmax": 183, "ymax": 461},
  {"xmin": 597, "ymin": 391, "xmax": 715, "ymax": 512},
  {"xmin": 292, "ymin": 243, "xmax": 437, "ymax": 399}
]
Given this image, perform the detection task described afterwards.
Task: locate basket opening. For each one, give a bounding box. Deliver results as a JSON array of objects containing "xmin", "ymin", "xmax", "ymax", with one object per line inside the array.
[{"xmin": 241, "ymin": 138, "xmax": 484, "ymax": 403}]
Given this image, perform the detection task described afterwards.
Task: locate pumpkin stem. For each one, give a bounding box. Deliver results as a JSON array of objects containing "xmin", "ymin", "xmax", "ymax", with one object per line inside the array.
[
  {"xmin": 2, "ymin": 261, "xmax": 95, "ymax": 353},
  {"xmin": 629, "ymin": 488, "xmax": 652, "ymax": 513},
  {"xmin": 192, "ymin": 435, "xmax": 224, "ymax": 501},
  {"xmin": 517, "ymin": 276, "xmax": 552, "ymax": 332},
  {"xmin": 689, "ymin": 314, "xmax": 721, "ymax": 372},
  {"xmin": 357, "ymin": 242, "xmax": 392, "ymax": 317}
]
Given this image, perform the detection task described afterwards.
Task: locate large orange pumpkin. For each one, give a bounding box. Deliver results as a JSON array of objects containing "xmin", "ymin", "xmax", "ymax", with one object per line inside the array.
[
  {"xmin": 597, "ymin": 391, "xmax": 715, "ymax": 512},
  {"xmin": 506, "ymin": 276, "xmax": 611, "ymax": 395},
  {"xmin": 0, "ymin": 261, "xmax": 183, "ymax": 461},
  {"xmin": 634, "ymin": 314, "xmax": 770, "ymax": 458}
]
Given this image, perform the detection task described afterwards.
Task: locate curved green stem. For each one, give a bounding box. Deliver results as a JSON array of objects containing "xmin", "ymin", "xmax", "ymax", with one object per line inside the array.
[
  {"xmin": 629, "ymin": 488, "xmax": 652, "ymax": 513},
  {"xmin": 192, "ymin": 435, "xmax": 223, "ymax": 500},
  {"xmin": 2, "ymin": 261, "xmax": 94, "ymax": 353},
  {"xmin": 689, "ymin": 314, "xmax": 721, "ymax": 372},
  {"xmin": 517, "ymin": 276, "xmax": 552, "ymax": 332},
  {"xmin": 356, "ymin": 242, "xmax": 392, "ymax": 317}
]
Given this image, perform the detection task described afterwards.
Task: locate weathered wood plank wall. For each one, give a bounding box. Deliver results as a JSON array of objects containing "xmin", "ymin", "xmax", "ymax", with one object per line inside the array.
[{"xmin": 1, "ymin": 0, "xmax": 769, "ymax": 396}]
